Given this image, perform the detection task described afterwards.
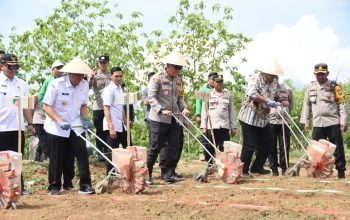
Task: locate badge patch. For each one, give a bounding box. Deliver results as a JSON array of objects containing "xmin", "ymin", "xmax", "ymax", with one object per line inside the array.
[{"xmin": 164, "ymin": 90, "xmax": 169, "ymax": 95}]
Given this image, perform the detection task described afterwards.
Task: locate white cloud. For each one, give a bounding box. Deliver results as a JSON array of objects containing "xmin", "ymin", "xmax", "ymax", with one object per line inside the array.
[{"xmin": 236, "ymin": 14, "xmax": 350, "ymax": 87}]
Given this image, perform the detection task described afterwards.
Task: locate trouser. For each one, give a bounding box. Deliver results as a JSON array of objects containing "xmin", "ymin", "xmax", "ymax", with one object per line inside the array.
[
  {"xmin": 93, "ymin": 110, "xmax": 107, "ymax": 156},
  {"xmin": 47, "ymin": 131, "xmax": 92, "ymax": 191},
  {"xmin": 0, "ymin": 131, "xmax": 26, "ymax": 191},
  {"xmin": 268, "ymin": 124, "xmax": 290, "ymax": 170},
  {"xmin": 34, "ymin": 124, "xmax": 49, "ymax": 160},
  {"xmin": 147, "ymin": 118, "xmax": 182, "ymax": 176},
  {"xmin": 203, "ymin": 128, "xmax": 230, "ymax": 163},
  {"xmin": 313, "ymin": 124, "xmax": 346, "ymax": 171},
  {"xmin": 240, "ymin": 121, "xmax": 272, "ymax": 174},
  {"xmin": 146, "ymin": 119, "xmax": 151, "ymax": 149},
  {"xmin": 104, "ymin": 127, "xmax": 128, "ymax": 174}
]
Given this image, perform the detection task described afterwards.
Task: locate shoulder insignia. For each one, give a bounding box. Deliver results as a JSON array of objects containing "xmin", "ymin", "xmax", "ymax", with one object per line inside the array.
[{"xmin": 152, "ymin": 75, "xmax": 160, "ymax": 84}]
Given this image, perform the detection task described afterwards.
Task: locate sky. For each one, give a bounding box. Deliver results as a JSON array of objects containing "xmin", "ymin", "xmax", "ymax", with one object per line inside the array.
[{"xmin": 1, "ymin": 0, "xmax": 350, "ymax": 87}]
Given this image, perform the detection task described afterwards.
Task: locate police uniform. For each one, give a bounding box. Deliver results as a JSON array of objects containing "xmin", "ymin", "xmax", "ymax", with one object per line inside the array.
[
  {"xmin": 147, "ymin": 52, "xmax": 188, "ymax": 182},
  {"xmin": 238, "ymin": 59, "xmax": 283, "ymax": 176},
  {"xmin": 89, "ymin": 55, "xmax": 111, "ymax": 161},
  {"xmin": 300, "ymin": 63, "xmax": 348, "ymax": 178},
  {"xmin": 44, "ymin": 57, "xmax": 94, "ymax": 194},
  {"xmin": 268, "ymin": 84, "xmax": 293, "ymax": 175},
  {"xmin": 200, "ymin": 75, "xmax": 236, "ymax": 162}
]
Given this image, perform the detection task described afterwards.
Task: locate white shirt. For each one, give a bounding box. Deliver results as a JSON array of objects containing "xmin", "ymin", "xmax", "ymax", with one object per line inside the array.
[
  {"xmin": 102, "ymin": 82, "xmax": 124, "ymax": 132},
  {"xmin": 0, "ymin": 73, "xmax": 29, "ymax": 132},
  {"xmin": 43, "ymin": 75, "xmax": 89, "ymax": 138}
]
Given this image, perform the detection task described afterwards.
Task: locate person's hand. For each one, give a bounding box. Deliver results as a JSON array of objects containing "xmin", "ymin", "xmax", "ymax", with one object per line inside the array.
[
  {"xmin": 161, "ymin": 110, "xmax": 172, "ymax": 117},
  {"xmin": 304, "ymin": 124, "xmax": 310, "ymax": 133},
  {"xmin": 265, "ymin": 99, "xmax": 278, "ymax": 108},
  {"xmin": 82, "ymin": 118, "xmax": 93, "ymax": 129},
  {"xmin": 109, "ymin": 127, "xmax": 117, "ymax": 139},
  {"xmin": 182, "ymin": 108, "xmax": 190, "ymax": 117},
  {"xmin": 231, "ymin": 128, "xmax": 237, "ymax": 137},
  {"xmin": 129, "ymin": 121, "xmax": 134, "ymax": 129},
  {"xmin": 143, "ymin": 99, "xmax": 149, "ymax": 105},
  {"xmin": 195, "ymin": 116, "xmax": 201, "ymax": 125},
  {"xmin": 58, "ymin": 121, "xmax": 71, "ymax": 130},
  {"xmin": 341, "ymin": 124, "xmax": 348, "ymax": 132},
  {"xmin": 201, "ymin": 128, "xmax": 207, "ymax": 134},
  {"xmin": 27, "ymin": 124, "xmax": 35, "ymax": 136}
]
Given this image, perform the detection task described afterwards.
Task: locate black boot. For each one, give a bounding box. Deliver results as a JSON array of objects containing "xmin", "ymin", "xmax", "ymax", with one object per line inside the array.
[
  {"xmin": 146, "ymin": 168, "xmax": 153, "ymax": 185},
  {"xmin": 338, "ymin": 170, "xmax": 345, "ymax": 179}
]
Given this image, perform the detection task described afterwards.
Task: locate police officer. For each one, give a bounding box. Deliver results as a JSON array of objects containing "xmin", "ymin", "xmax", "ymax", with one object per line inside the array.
[
  {"xmin": 43, "ymin": 57, "xmax": 95, "ymax": 195},
  {"xmin": 300, "ymin": 63, "xmax": 348, "ymax": 178},
  {"xmin": 268, "ymin": 80, "xmax": 293, "ymax": 176},
  {"xmin": 195, "ymin": 72, "xmax": 218, "ymax": 161},
  {"xmin": 147, "ymin": 51, "xmax": 190, "ymax": 184},
  {"xmin": 0, "ymin": 53, "xmax": 34, "ymax": 195},
  {"xmin": 142, "ymin": 72, "xmax": 156, "ymax": 147},
  {"xmin": 200, "ymin": 74, "xmax": 237, "ymax": 162},
  {"xmin": 89, "ymin": 55, "xmax": 111, "ymax": 161},
  {"xmin": 238, "ymin": 59, "xmax": 285, "ymax": 178}
]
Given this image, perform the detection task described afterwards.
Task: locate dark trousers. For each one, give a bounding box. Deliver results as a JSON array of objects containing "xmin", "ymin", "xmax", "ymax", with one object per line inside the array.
[
  {"xmin": 240, "ymin": 120, "xmax": 272, "ymax": 173},
  {"xmin": 147, "ymin": 118, "xmax": 182, "ymax": 173},
  {"xmin": 0, "ymin": 131, "xmax": 25, "ymax": 191},
  {"xmin": 268, "ymin": 124, "xmax": 290, "ymax": 170},
  {"xmin": 203, "ymin": 128, "xmax": 230, "ymax": 163},
  {"xmin": 47, "ymin": 131, "xmax": 92, "ymax": 191},
  {"xmin": 313, "ymin": 124, "xmax": 346, "ymax": 171},
  {"xmin": 146, "ymin": 119, "xmax": 151, "ymax": 149},
  {"xmin": 104, "ymin": 127, "xmax": 128, "ymax": 174},
  {"xmin": 93, "ymin": 110, "xmax": 107, "ymax": 155},
  {"xmin": 34, "ymin": 124, "xmax": 49, "ymax": 160}
]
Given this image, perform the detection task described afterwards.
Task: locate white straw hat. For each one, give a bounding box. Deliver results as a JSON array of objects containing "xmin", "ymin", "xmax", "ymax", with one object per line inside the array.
[
  {"xmin": 163, "ymin": 51, "xmax": 188, "ymax": 67},
  {"xmin": 59, "ymin": 57, "xmax": 93, "ymax": 75},
  {"xmin": 257, "ymin": 59, "xmax": 284, "ymax": 76},
  {"xmin": 51, "ymin": 60, "xmax": 64, "ymax": 69}
]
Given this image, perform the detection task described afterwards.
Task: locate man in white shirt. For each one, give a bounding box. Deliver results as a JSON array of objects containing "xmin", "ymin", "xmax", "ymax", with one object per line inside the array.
[
  {"xmin": 43, "ymin": 57, "xmax": 95, "ymax": 195},
  {"xmin": 0, "ymin": 53, "xmax": 34, "ymax": 195},
  {"xmin": 102, "ymin": 66, "xmax": 126, "ymax": 174}
]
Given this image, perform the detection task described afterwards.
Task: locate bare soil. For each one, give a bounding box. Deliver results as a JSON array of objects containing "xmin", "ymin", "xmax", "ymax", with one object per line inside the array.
[{"xmin": 1, "ymin": 158, "xmax": 350, "ymax": 220}]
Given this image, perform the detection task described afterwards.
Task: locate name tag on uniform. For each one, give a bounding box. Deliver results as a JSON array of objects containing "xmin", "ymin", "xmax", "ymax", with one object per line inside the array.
[
  {"xmin": 62, "ymin": 93, "xmax": 69, "ymax": 95},
  {"xmin": 1, "ymin": 84, "xmax": 7, "ymax": 88}
]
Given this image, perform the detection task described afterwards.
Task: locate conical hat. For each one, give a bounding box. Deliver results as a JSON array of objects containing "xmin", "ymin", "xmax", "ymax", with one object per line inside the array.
[
  {"xmin": 59, "ymin": 56, "xmax": 92, "ymax": 75},
  {"xmin": 163, "ymin": 51, "xmax": 188, "ymax": 67},
  {"xmin": 257, "ymin": 59, "xmax": 284, "ymax": 76}
]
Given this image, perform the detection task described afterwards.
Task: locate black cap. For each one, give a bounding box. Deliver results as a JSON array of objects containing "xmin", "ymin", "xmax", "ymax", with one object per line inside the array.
[
  {"xmin": 213, "ymin": 74, "xmax": 224, "ymax": 82},
  {"xmin": 98, "ymin": 55, "xmax": 109, "ymax": 63},
  {"xmin": 0, "ymin": 50, "xmax": 5, "ymax": 54},
  {"xmin": 0, "ymin": 53, "xmax": 19, "ymax": 65},
  {"xmin": 314, "ymin": 63, "xmax": 328, "ymax": 73},
  {"xmin": 208, "ymin": 72, "xmax": 218, "ymax": 79}
]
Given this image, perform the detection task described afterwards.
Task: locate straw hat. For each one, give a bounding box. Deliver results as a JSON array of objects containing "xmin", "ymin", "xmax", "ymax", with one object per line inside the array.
[
  {"xmin": 257, "ymin": 59, "xmax": 284, "ymax": 76},
  {"xmin": 51, "ymin": 60, "xmax": 64, "ymax": 69},
  {"xmin": 59, "ymin": 56, "xmax": 93, "ymax": 75},
  {"xmin": 163, "ymin": 51, "xmax": 188, "ymax": 67}
]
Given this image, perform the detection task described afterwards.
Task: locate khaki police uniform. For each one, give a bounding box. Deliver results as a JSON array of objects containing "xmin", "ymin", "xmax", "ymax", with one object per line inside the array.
[
  {"xmin": 200, "ymin": 88, "xmax": 236, "ymax": 161},
  {"xmin": 300, "ymin": 78, "xmax": 347, "ymax": 174},
  {"xmin": 147, "ymin": 71, "xmax": 187, "ymax": 178}
]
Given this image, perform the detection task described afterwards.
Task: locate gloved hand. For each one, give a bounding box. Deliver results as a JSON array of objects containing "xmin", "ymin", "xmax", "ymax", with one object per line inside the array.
[
  {"xmin": 265, "ymin": 99, "xmax": 278, "ymax": 108},
  {"xmin": 58, "ymin": 121, "xmax": 71, "ymax": 130},
  {"xmin": 82, "ymin": 118, "xmax": 93, "ymax": 129}
]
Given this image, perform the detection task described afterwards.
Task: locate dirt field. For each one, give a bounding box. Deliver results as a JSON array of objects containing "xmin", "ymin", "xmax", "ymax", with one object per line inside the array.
[{"xmin": 1, "ymin": 158, "xmax": 350, "ymax": 220}]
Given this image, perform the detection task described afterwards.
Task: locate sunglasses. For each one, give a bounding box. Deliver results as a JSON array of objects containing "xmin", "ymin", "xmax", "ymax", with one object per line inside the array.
[
  {"xmin": 174, "ymin": 65, "xmax": 183, "ymax": 70},
  {"xmin": 8, "ymin": 64, "xmax": 20, "ymax": 71}
]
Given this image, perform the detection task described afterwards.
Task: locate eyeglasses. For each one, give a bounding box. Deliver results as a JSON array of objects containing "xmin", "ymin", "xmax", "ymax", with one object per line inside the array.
[
  {"xmin": 174, "ymin": 65, "xmax": 183, "ymax": 70},
  {"xmin": 8, "ymin": 64, "xmax": 20, "ymax": 71}
]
